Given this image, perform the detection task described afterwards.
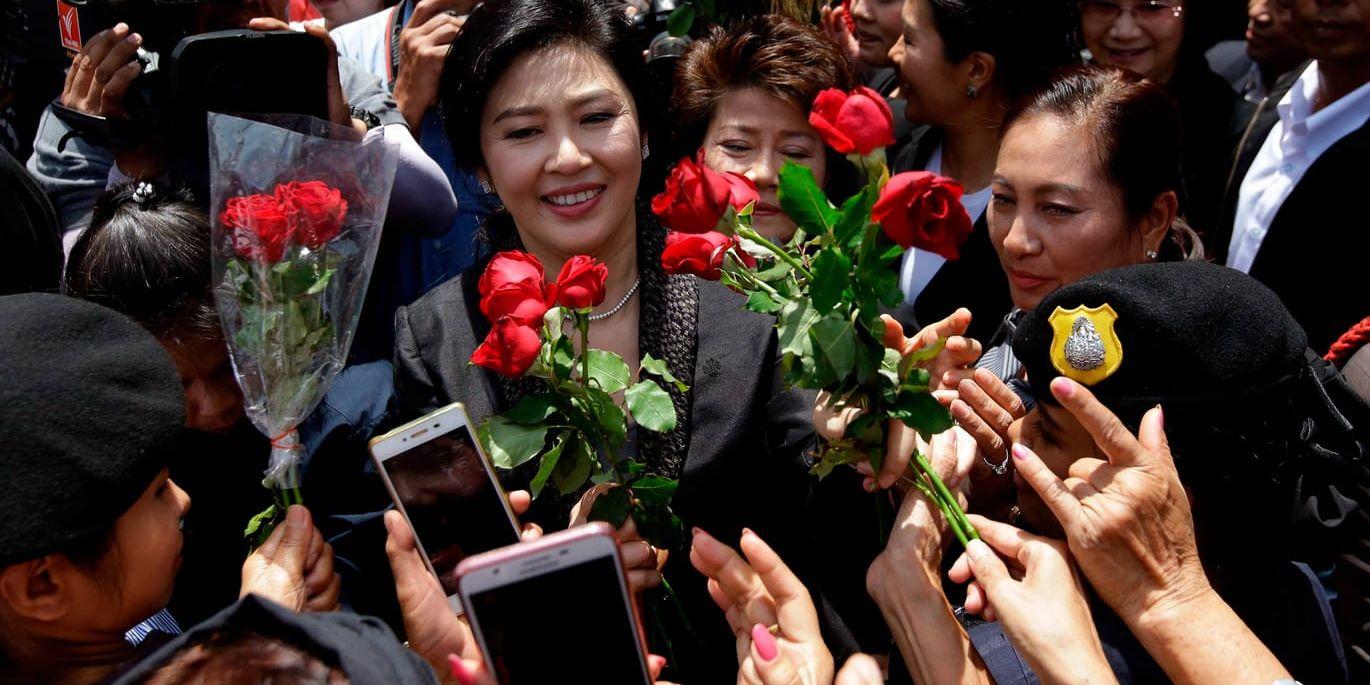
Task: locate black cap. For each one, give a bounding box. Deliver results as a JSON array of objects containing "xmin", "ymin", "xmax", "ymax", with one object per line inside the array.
[
  {"xmin": 1012, "ymin": 262, "xmax": 1309, "ymax": 413},
  {"xmin": 109, "ymin": 595, "xmax": 439, "ymax": 684},
  {"xmin": 0, "ymin": 293, "xmax": 185, "ymax": 567}
]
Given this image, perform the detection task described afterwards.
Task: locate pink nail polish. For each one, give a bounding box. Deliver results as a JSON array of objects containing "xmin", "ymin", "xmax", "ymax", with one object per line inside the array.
[
  {"xmin": 1051, "ymin": 377, "xmax": 1075, "ymax": 398},
  {"xmin": 448, "ymin": 655, "xmax": 475, "ymax": 685},
  {"xmin": 751, "ymin": 623, "xmax": 778, "ymax": 661},
  {"xmin": 1011, "ymin": 443, "xmax": 1030, "ymax": 461}
]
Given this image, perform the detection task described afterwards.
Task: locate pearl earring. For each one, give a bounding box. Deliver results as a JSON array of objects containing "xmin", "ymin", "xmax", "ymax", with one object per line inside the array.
[
  {"xmin": 641, "ymin": 142, "xmax": 650, "ymax": 160},
  {"xmin": 1145, "ymin": 249, "xmax": 1159, "ymax": 260},
  {"xmin": 966, "ymin": 84, "xmax": 978, "ymax": 98}
]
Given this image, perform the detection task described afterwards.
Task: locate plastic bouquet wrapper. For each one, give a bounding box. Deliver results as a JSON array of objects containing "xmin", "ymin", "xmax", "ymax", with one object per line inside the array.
[{"xmin": 208, "ymin": 113, "xmax": 399, "ymax": 544}]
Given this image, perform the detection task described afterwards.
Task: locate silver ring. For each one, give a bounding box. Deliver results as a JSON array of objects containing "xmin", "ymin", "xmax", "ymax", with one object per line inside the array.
[{"xmin": 984, "ymin": 448, "xmax": 1011, "ymax": 476}]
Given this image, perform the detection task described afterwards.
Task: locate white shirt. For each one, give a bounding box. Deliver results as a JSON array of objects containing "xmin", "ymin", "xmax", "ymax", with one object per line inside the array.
[
  {"xmin": 1228, "ymin": 63, "xmax": 1370, "ymax": 273},
  {"xmin": 899, "ymin": 144, "xmax": 992, "ymax": 302},
  {"xmin": 329, "ymin": 5, "xmax": 397, "ymax": 78}
]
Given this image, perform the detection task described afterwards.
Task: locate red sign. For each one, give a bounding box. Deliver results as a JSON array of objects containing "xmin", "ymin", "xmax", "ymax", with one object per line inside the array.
[{"xmin": 57, "ymin": 0, "xmax": 82, "ymax": 53}]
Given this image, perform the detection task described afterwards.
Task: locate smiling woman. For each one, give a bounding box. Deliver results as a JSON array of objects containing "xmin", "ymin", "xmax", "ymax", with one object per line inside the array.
[
  {"xmin": 674, "ymin": 14, "xmax": 859, "ymax": 242},
  {"xmin": 398, "ymin": 1, "xmax": 843, "ymax": 680}
]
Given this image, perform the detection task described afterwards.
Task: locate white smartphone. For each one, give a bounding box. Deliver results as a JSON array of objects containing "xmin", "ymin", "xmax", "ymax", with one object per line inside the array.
[
  {"xmin": 457, "ymin": 523, "xmax": 653, "ymax": 684},
  {"xmin": 369, "ymin": 402, "xmax": 522, "ymax": 611}
]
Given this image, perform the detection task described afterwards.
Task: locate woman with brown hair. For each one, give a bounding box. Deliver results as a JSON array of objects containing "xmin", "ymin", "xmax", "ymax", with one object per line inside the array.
[{"xmin": 673, "ymin": 14, "xmax": 859, "ymax": 242}]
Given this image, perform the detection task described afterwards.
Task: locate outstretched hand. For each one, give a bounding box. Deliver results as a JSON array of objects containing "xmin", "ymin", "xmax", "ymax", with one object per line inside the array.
[{"xmin": 241, "ymin": 505, "xmax": 341, "ymax": 612}]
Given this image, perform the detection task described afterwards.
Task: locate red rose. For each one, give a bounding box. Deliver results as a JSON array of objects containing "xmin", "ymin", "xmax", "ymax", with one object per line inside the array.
[
  {"xmin": 551, "ymin": 255, "xmax": 608, "ymax": 309},
  {"xmin": 471, "ymin": 316, "xmax": 542, "ymax": 378},
  {"xmin": 871, "ymin": 171, "xmax": 973, "ymax": 260},
  {"xmin": 808, "ymin": 87, "xmax": 895, "ymax": 156},
  {"xmin": 275, "ymin": 180, "xmax": 348, "ymax": 249},
  {"xmin": 661, "ymin": 231, "xmax": 749, "ymax": 280},
  {"xmin": 478, "ymin": 251, "xmax": 551, "ymax": 326},
  {"xmin": 223, "ymin": 193, "xmax": 294, "ymax": 263},
  {"xmin": 651, "ymin": 157, "xmax": 755, "ymax": 233}
]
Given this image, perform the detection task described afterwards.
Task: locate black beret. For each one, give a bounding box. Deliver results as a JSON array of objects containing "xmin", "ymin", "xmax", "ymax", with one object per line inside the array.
[
  {"xmin": 0, "ymin": 293, "xmax": 185, "ymax": 567},
  {"xmin": 1012, "ymin": 262, "xmax": 1309, "ymax": 414},
  {"xmin": 110, "ymin": 595, "xmax": 439, "ymax": 684}
]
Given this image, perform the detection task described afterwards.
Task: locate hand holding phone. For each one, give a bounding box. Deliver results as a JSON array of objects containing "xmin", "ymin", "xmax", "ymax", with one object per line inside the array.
[
  {"xmin": 457, "ymin": 523, "xmax": 654, "ymax": 684},
  {"xmin": 371, "ymin": 403, "xmax": 522, "ymax": 610}
]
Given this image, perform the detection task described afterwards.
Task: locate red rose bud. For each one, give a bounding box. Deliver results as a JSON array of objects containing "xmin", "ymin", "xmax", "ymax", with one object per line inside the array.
[
  {"xmin": 478, "ymin": 251, "xmax": 551, "ymax": 326},
  {"xmin": 651, "ymin": 157, "xmax": 735, "ymax": 233},
  {"xmin": 872, "ymin": 171, "xmax": 974, "ymax": 260},
  {"xmin": 808, "ymin": 87, "xmax": 895, "ymax": 156},
  {"xmin": 223, "ymin": 193, "xmax": 295, "ymax": 263},
  {"xmin": 275, "ymin": 180, "xmax": 348, "ymax": 249},
  {"xmin": 552, "ymin": 255, "xmax": 609, "ymax": 309},
  {"xmin": 721, "ymin": 171, "xmax": 760, "ymax": 213},
  {"xmin": 661, "ymin": 231, "xmax": 739, "ymax": 280},
  {"xmin": 471, "ymin": 316, "xmax": 541, "ymax": 378}
]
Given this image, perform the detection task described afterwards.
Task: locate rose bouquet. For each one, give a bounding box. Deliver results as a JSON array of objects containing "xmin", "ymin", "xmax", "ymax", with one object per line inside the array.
[
  {"xmin": 472, "ymin": 252, "xmax": 686, "ymax": 550},
  {"xmin": 654, "ymin": 87, "xmax": 979, "ymax": 545},
  {"xmin": 208, "ymin": 113, "xmax": 399, "ymax": 544}
]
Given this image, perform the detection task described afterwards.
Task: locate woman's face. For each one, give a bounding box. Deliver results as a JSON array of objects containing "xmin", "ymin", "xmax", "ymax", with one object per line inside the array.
[
  {"xmin": 700, "ymin": 87, "xmax": 827, "ymax": 242},
  {"xmin": 479, "ymin": 45, "xmax": 643, "ymax": 262},
  {"xmin": 989, "ymin": 113, "xmax": 1144, "ymax": 310},
  {"xmin": 1007, "ymin": 405, "xmax": 1094, "ymax": 537},
  {"xmin": 891, "ymin": 0, "xmax": 969, "ymax": 127},
  {"xmin": 850, "ymin": 0, "xmax": 906, "ymax": 68},
  {"xmin": 163, "ymin": 336, "xmax": 244, "ymax": 435},
  {"xmin": 1080, "ymin": 0, "xmax": 1186, "ymax": 83},
  {"xmin": 65, "ymin": 470, "xmax": 190, "ymax": 636}
]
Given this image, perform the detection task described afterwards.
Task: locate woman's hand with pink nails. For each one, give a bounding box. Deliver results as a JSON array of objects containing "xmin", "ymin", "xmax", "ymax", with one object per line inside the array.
[{"xmin": 689, "ymin": 528, "xmax": 833, "ymax": 685}]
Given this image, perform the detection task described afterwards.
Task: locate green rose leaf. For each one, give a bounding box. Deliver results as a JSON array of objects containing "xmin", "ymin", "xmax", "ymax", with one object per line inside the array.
[
  {"xmin": 835, "ymin": 186, "xmax": 874, "ymax": 249},
  {"xmin": 585, "ymin": 387, "xmax": 628, "ymax": 451},
  {"xmin": 633, "ymin": 501, "xmax": 684, "ymax": 550},
  {"xmin": 625, "ymin": 380, "xmax": 677, "ymax": 433},
  {"xmin": 244, "ymin": 503, "xmax": 277, "ymax": 543},
  {"xmin": 586, "ymin": 349, "xmax": 632, "ymax": 393},
  {"xmin": 553, "ymin": 438, "xmax": 594, "ymax": 496},
  {"xmin": 777, "ymin": 299, "xmax": 821, "ymax": 359},
  {"xmin": 811, "ymin": 315, "xmax": 857, "ymax": 380},
  {"xmin": 504, "ymin": 394, "xmax": 558, "ymax": 424},
  {"xmin": 304, "ymin": 268, "xmax": 336, "ymax": 296},
  {"xmin": 745, "ymin": 290, "xmax": 781, "ymax": 314},
  {"xmin": 589, "ymin": 485, "xmax": 633, "ymax": 528},
  {"xmin": 666, "ymin": 2, "xmax": 694, "ymax": 36},
  {"xmin": 778, "ymin": 161, "xmax": 839, "ymax": 236},
  {"xmin": 810, "ymin": 249, "xmax": 852, "ymax": 312},
  {"xmin": 632, "ymin": 476, "xmax": 678, "ymax": 506},
  {"xmin": 528, "ymin": 434, "xmax": 566, "ymax": 498},
  {"xmin": 889, "ymin": 391, "xmax": 954, "ymax": 437},
  {"xmin": 640, "ymin": 353, "xmax": 687, "ymax": 392},
  {"xmin": 481, "ymin": 416, "xmax": 549, "ymax": 470}
]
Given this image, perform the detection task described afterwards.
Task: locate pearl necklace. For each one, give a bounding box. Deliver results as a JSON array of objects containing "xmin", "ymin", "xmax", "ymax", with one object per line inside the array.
[{"xmin": 568, "ymin": 276, "xmax": 641, "ymax": 323}]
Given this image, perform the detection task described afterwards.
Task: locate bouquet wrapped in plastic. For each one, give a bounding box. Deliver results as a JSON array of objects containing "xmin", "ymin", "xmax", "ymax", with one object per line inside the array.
[{"xmin": 208, "ymin": 113, "xmax": 399, "ymax": 543}]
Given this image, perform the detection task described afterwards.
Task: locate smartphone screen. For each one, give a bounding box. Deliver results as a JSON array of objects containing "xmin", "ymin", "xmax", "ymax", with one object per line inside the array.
[
  {"xmin": 466, "ymin": 555, "xmax": 649, "ymax": 683},
  {"xmin": 380, "ymin": 426, "xmax": 519, "ymax": 596}
]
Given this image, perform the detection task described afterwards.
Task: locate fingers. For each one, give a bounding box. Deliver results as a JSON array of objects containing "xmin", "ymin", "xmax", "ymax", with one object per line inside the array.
[
  {"xmin": 383, "ymin": 509, "xmax": 432, "ymax": 589},
  {"xmin": 99, "ymin": 61, "xmax": 142, "ymax": 116},
  {"xmin": 69, "ymin": 25, "xmax": 128, "ymax": 100},
  {"xmin": 1049, "ymin": 378, "xmax": 1147, "ymax": 468},
  {"xmin": 246, "ymin": 17, "xmax": 291, "ymax": 31},
  {"xmin": 94, "ymin": 31, "xmax": 141, "ymax": 88},
  {"xmin": 964, "ymin": 539, "xmax": 1013, "ymax": 592},
  {"xmin": 877, "ymin": 420, "xmax": 916, "ymax": 490},
  {"xmin": 812, "ymin": 390, "xmax": 864, "ymax": 442},
  {"xmin": 647, "ymin": 654, "xmax": 668, "ymax": 682},
  {"xmin": 749, "ymin": 623, "xmax": 801, "ymax": 685},
  {"xmin": 976, "ymin": 367, "xmax": 1027, "ymax": 418},
  {"xmin": 519, "ymin": 522, "xmax": 542, "ymax": 541},
  {"xmin": 275, "ymin": 505, "xmax": 315, "ymax": 570},
  {"xmin": 1137, "ymin": 405, "xmax": 1174, "ymax": 471},
  {"xmin": 569, "ymin": 483, "xmax": 612, "ymax": 526},
  {"xmin": 295, "ymin": 22, "xmax": 349, "ymax": 126},
  {"xmin": 1010, "ymin": 442, "xmax": 1083, "ymax": 529},
  {"xmin": 910, "ymin": 308, "xmax": 972, "ymax": 354},
  {"xmin": 965, "ymin": 514, "xmax": 1035, "ymax": 564},
  {"xmin": 836, "ymin": 654, "xmax": 883, "ymax": 685},
  {"xmin": 739, "ymin": 529, "xmax": 819, "ymax": 638},
  {"xmin": 688, "ymin": 528, "xmax": 777, "ymax": 630},
  {"xmin": 408, "ymin": 0, "xmax": 466, "ymax": 29},
  {"xmin": 1067, "ymin": 457, "xmax": 1116, "ymax": 489},
  {"xmin": 507, "ymin": 489, "xmax": 531, "ymax": 516},
  {"xmin": 878, "ymin": 314, "xmax": 907, "ymax": 351}
]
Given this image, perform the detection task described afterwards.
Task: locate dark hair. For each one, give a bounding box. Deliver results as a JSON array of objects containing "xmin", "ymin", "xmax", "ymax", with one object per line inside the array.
[
  {"xmin": 138, "ymin": 630, "xmax": 345, "ymax": 685},
  {"xmin": 439, "ymin": 0, "xmax": 649, "ymax": 172},
  {"xmin": 674, "ymin": 14, "xmax": 858, "ymax": 153},
  {"xmin": 1003, "ymin": 66, "xmax": 1203, "ymax": 260},
  {"xmin": 924, "ymin": 0, "xmax": 1080, "ymax": 102},
  {"xmin": 64, "ymin": 183, "xmax": 221, "ymax": 345}
]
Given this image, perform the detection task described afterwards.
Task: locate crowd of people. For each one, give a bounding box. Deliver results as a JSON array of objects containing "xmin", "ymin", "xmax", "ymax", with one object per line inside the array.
[{"xmin": 1, "ymin": 0, "xmax": 1368, "ymax": 683}]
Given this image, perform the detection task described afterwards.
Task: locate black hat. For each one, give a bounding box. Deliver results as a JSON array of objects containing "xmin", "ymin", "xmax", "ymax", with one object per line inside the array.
[
  {"xmin": 109, "ymin": 595, "xmax": 439, "ymax": 684},
  {"xmin": 1012, "ymin": 262, "xmax": 1309, "ymax": 413},
  {"xmin": 0, "ymin": 293, "xmax": 185, "ymax": 567}
]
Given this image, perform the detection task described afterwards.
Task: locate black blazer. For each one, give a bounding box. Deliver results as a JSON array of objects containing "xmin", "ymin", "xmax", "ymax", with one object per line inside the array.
[
  {"xmin": 1215, "ymin": 69, "xmax": 1370, "ymax": 353},
  {"xmin": 392, "ymin": 264, "xmax": 882, "ymax": 681},
  {"xmin": 888, "ymin": 126, "xmax": 1014, "ymax": 344}
]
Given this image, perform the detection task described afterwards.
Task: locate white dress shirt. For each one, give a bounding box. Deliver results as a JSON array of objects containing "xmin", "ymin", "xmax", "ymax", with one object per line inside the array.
[
  {"xmin": 1228, "ymin": 63, "xmax": 1370, "ymax": 273},
  {"xmin": 899, "ymin": 144, "xmax": 993, "ymax": 302}
]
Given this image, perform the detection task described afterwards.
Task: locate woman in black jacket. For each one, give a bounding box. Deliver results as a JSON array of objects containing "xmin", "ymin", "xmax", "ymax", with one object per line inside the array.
[{"xmin": 392, "ymin": 1, "xmax": 833, "ymax": 680}]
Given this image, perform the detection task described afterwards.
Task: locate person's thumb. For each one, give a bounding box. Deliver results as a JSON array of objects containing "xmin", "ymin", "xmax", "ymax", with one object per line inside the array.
[
  {"xmin": 835, "ymin": 653, "xmax": 883, "ymax": 685},
  {"xmin": 965, "ymin": 539, "xmax": 1011, "ymax": 592},
  {"xmin": 749, "ymin": 624, "xmax": 801, "ymax": 685},
  {"xmin": 275, "ymin": 504, "xmax": 314, "ymax": 572}
]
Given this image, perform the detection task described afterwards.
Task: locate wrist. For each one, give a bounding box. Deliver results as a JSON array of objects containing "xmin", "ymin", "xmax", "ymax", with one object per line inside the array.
[{"xmin": 1125, "ymin": 573, "xmax": 1216, "ymax": 638}]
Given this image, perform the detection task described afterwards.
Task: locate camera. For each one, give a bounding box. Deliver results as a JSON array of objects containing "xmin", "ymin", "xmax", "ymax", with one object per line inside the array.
[{"xmin": 630, "ymin": 0, "xmax": 692, "ymax": 64}]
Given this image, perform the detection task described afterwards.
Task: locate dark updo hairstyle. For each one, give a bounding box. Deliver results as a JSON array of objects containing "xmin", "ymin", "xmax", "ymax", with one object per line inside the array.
[
  {"xmin": 439, "ymin": 0, "xmax": 649, "ymax": 172},
  {"xmin": 924, "ymin": 0, "xmax": 1080, "ymax": 103},
  {"xmin": 673, "ymin": 14, "xmax": 858, "ymax": 154},
  {"xmin": 65, "ymin": 182, "xmax": 221, "ymax": 345},
  {"xmin": 1003, "ymin": 65, "xmax": 1203, "ymax": 261}
]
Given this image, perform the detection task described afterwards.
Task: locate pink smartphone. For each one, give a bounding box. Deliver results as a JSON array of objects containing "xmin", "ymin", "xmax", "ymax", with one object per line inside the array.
[{"xmin": 456, "ymin": 523, "xmax": 653, "ymax": 684}]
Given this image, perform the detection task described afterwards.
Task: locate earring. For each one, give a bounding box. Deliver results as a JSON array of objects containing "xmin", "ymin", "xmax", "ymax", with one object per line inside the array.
[
  {"xmin": 641, "ymin": 142, "xmax": 650, "ymax": 160},
  {"xmin": 479, "ymin": 177, "xmax": 492, "ymax": 194},
  {"xmin": 966, "ymin": 84, "xmax": 978, "ymax": 98},
  {"xmin": 1145, "ymin": 249, "xmax": 1159, "ymax": 260}
]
